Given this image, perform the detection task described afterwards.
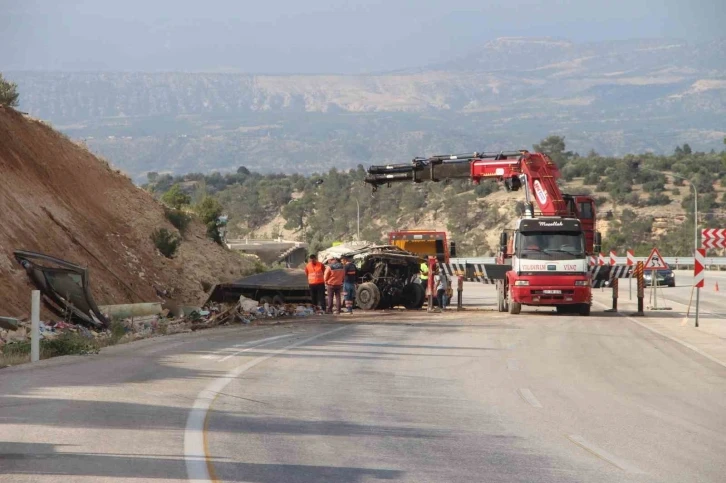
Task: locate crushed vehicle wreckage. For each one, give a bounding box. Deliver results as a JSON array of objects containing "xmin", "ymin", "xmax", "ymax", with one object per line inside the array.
[
  {"xmin": 341, "ymin": 245, "xmax": 425, "ymax": 310},
  {"xmin": 14, "ymin": 250, "xmax": 110, "ymax": 329},
  {"xmin": 208, "ymin": 244, "xmax": 425, "ymax": 311}
]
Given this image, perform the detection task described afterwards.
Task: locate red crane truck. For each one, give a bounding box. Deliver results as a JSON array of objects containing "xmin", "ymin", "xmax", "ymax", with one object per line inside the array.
[{"xmin": 366, "ymin": 150, "xmax": 602, "ymax": 316}]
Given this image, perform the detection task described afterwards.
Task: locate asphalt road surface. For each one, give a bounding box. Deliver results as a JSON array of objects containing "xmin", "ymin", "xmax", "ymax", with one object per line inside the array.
[{"xmin": 2, "ymin": 289, "xmax": 726, "ymax": 482}]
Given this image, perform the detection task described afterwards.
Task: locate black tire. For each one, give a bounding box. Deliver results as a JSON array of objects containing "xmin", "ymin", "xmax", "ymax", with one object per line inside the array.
[
  {"xmin": 508, "ymin": 289, "xmax": 521, "ymax": 315},
  {"xmin": 259, "ymin": 295, "xmax": 273, "ymax": 305},
  {"xmin": 402, "ymin": 283, "xmax": 425, "ymax": 310},
  {"xmin": 272, "ymin": 294, "xmax": 285, "ymax": 306},
  {"xmin": 556, "ymin": 305, "xmax": 567, "ymax": 314},
  {"xmin": 579, "ymin": 304, "xmax": 591, "ymax": 316},
  {"xmin": 356, "ymin": 283, "xmax": 381, "ymax": 311}
]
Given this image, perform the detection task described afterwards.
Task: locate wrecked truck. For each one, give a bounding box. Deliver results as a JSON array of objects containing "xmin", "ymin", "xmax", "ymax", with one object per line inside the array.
[
  {"xmin": 207, "ymin": 245, "xmax": 425, "ymax": 311},
  {"xmin": 342, "ymin": 245, "xmax": 425, "ymax": 310}
]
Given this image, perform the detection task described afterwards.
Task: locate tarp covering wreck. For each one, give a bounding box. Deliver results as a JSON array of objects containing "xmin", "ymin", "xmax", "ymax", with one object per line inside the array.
[{"xmin": 205, "ymin": 269, "xmax": 310, "ymax": 305}]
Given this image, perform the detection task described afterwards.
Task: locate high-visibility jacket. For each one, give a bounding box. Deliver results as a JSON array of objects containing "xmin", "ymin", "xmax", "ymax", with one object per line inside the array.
[
  {"xmin": 324, "ymin": 262, "xmax": 345, "ymax": 286},
  {"xmin": 420, "ymin": 262, "xmax": 429, "ymax": 280},
  {"xmin": 305, "ymin": 261, "xmax": 325, "ymax": 285}
]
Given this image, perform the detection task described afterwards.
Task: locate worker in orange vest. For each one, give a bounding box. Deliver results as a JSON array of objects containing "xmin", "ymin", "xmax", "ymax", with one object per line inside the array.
[
  {"xmin": 324, "ymin": 255, "xmax": 345, "ymax": 314},
  {"xmin": 305, "ymin": 254, "xmax": 326, "ymax": 312}
]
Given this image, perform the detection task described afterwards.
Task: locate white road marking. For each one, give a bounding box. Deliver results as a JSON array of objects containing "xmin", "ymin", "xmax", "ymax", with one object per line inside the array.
[
  {"xmin": 506, "ymin": 358, "xmax": 519, "ymax": 370},
  {"xmin": 593, "ymin": 301, "xmax": 726, "ymax": 370},
  {"xmin": 218, "ymin": 334, "xmax": 298, "ymax": 361},
  {"xmin": 567, "ymin": 434, "xmax": 643, "ymax": 473},
  {"xmin": 518, "ymin": 388, "xmax": 542, "ymax": 408},
  {"xmin": 184, "ymin": 326, "xmax": 348, "ymax": 482}
]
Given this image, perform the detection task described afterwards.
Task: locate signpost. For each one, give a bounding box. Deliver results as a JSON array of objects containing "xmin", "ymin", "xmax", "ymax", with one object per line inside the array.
[
  {"xmin": 644, "ymin": 247, "xmax": 669, "ymax": 310},
  {"xmin": 701, "ymin": 229, "xmax": 726, "ymax": 249},
  {"xmin": 698, "ymin": 229, "xmax": 725, "ymax": 327}
]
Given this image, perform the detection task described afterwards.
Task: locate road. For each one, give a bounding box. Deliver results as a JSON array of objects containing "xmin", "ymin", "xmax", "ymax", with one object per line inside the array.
[{"xmin": 1, "ymin": 288, "xmax": 726, "ymax": 482}]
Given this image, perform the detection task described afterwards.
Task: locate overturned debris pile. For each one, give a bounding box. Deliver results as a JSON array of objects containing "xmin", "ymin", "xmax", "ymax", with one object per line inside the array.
[{"xmin": 191, "ymin": 295, "xmax": 318, "ymax": 331}]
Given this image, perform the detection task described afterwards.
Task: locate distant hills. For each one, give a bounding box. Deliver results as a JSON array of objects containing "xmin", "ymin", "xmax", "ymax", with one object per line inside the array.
[{"xmin": 9, "ymin": 37, "xmax": 726, "ymax": 182}]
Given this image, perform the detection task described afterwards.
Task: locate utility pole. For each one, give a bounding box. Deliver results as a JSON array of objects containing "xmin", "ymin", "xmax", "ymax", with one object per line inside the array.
[{"xmin": 355, "ymin": 199, "xmax": 360, "ymax": 240}]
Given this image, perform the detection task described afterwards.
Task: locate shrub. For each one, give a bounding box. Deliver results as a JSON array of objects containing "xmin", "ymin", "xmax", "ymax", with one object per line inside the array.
[
  {"xmin": 645, "ymin": 193, "xmax": 672, "ymax": 206},
  {"xmin": 0, "ymin": 73, "xmax": 19, "ymax": 107},
  {"xmin": 671, "ymin": 187, "xmax": 680, "ymax": 196},
  {"xmin": 595, "ymin": 180, "xmax": 608, "ymax": 192},
  {"xmin": 642, "ymin": 180, "xmax": 665, "ymax": 193},
  {"xmin": 583, "ymin": 172, "xmax": 600, "ymax": 185},
  {"xmin": 151, "ymin": 228, "xmax": 181, "ymax": 258},
  {"xmin": 164, "ymin": 207, "xmax": 190, "ymax": 233},
  {"xmin": 195, "ymin": 196, "xmax": 224, "ymax": 244},
  {"xmin": 161, "ymin": 184, "xmax": 191, "ymax": 209},
  {"xmin": 42, "ymin": 332, "xmax": 99, "ymax": 357}
]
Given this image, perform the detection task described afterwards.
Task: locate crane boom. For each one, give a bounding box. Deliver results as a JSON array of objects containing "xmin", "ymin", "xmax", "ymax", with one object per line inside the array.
[
  {"xmin": 366, "ymin": 150, "xmax": 599, "ymax": 255},
  {"xmin": 366, "ymin": 150, "xmax": 567, "ymax": 216}
]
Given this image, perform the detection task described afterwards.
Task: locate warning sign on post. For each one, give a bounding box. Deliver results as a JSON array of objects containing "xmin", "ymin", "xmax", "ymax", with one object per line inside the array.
[{"xmin": 643, "ymin": 247, "xmax": 668, "ymax": 270}]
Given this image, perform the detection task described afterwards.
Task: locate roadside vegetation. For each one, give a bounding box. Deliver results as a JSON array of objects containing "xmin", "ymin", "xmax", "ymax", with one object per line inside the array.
[
  {"xmin": 145, "ymin": 136, "xmax": 726, "ymax": 257},
  {"xmin": 0, "ymin": 73, "xmax": 19, "ymax": 107},
  {"xmin": 0, "ymin": 322, "xmax": 129, "ymax": 368}
]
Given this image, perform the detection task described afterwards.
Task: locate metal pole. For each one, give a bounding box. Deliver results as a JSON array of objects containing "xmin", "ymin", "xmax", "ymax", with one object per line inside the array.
[
  {"xmin": 356, "ymin": 199, "xmax": 360, "ymax": 240},
  {"xmin": 694, "ymin": 183, "xmax": 700, "ymax": 328},
  {"xmin": 31, "ymin": 290, "xmax": 40, "ymax": 362}
]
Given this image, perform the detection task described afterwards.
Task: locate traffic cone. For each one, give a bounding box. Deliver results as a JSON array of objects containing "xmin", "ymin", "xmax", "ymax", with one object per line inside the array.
[{"xmin": 716, "ymin": 282, "xmax": 720, "ymax": 292}]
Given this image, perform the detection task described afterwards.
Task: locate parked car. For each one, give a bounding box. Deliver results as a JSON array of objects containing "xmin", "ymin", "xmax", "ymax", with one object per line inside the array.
[{"xmin": 643, "ymin": 266, "xmax": 676, "ymax": 287}]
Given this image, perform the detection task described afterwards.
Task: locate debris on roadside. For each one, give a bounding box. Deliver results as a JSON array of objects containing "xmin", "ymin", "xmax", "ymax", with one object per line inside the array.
[{"xmin": 0, "ymin": 294, "xmax": 320, "ymax": 361}]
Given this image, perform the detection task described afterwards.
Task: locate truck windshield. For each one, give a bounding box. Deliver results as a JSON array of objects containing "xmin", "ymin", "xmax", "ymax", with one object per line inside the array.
[{"xmin": 518, "ymin": 231, "xmax": 585, "ymax": 260}]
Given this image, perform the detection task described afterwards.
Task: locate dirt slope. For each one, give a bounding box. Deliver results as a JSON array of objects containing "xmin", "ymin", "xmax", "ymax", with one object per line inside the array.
[{"xmin": 0, "ymin": 106, "xmax": 253, "ymax": 318}]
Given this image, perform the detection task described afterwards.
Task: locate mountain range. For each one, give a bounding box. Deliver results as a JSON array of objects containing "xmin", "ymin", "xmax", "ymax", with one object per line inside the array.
[{"xmin": 8, "ymin": 37, "xmax": 726, "ymax": 182}]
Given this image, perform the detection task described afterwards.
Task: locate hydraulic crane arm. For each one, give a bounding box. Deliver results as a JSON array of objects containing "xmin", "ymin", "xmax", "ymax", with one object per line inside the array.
[{"xmin": 366, "ymin": 150, "xmax": 569, "ymax": 216}]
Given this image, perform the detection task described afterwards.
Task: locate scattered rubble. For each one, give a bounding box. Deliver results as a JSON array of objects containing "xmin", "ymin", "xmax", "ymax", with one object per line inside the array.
[{"xmin": 0, "ymin": 295, "xmax": 320, "ymax": 364}]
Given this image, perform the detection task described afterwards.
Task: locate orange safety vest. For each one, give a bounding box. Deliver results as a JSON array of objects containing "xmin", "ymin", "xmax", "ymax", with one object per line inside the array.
[{"xmin": 305, "ymin": 261, "xmax": 325, "ymax": 285}]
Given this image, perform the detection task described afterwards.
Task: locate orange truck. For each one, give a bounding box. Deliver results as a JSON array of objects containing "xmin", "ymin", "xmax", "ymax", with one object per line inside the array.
[{"xmin": 388, "ymin": 231, "xmax": 455, "ymax": 263}]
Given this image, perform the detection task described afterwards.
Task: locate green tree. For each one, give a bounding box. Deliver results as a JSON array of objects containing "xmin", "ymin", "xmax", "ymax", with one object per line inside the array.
[
  {"xmin": 533, "ymin": 135, "xmax": 573, "ymax": 168},
  {"xmin": 195, "ymin": 196, "xmax": 224, "ymax": 244},
  {"xmin": 0, "ymin": 73, "xmax": 19, "ymax": 107},
  {"xmin": 161, "ymin": 184, "xmax": 191, "ymax": 209}
]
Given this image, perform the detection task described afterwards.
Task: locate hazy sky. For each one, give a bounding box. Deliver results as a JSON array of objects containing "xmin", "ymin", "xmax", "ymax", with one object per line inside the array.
[{"xmin": 1, "ymin": 0, "xmax": 723, "ymax": 73}]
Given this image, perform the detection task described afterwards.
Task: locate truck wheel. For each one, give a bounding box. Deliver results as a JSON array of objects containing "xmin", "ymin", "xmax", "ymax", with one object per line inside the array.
[
  {"xmin": 556, "ymin": 305, "xmax": 568, "ymax": 314},
  {"xmin": 259, "ymin": 295, "xmax": 273, "ymax": 305},
  {"xmin": 356, "ymin": 283, "xmax": 381, "ymax": 311},
  {"xmin": 272, "ymin": 294, "xmax": 285, "ymax": 306},
  {"xmin": 508, "ymin": 290, "xmax": 521, "ymax": 314},
  {"xmin": 402, "ymin": 283, "xmax": 425, "ymax": 310},
  {"xmin": 579, "ymin": 304, "xmax": 591, "ymax": 316}
]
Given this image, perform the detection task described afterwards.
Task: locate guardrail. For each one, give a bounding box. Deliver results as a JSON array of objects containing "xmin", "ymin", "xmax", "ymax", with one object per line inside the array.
[{"xmin": 451, "ymin": 257, "xmax": 726, "ymax": 267}]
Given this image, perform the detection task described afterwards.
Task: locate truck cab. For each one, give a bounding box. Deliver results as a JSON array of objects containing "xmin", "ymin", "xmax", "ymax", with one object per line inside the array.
[{"xmin": 497, "ymin": 217, "xmax": 591, "ymax": 316}]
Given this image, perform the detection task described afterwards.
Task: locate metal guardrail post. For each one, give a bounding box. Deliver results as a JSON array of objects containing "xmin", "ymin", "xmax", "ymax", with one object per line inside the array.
[
  {"xmin": 31, "ymin": 290, "xmax": 40, "ymax": 362},
  {"xmin": 457, "ymin": 276, "xmax": 463, "ymax": 311},
  {"xmin": 611, "ymin": 278, "xmax": 618, "ymax": 311},
  {"xmin": 635, "ymin": 262, "xmax": 645, "ymax": 316}
]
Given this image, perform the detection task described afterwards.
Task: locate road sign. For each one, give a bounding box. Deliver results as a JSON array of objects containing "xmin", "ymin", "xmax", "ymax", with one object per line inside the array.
[
  {"xmin": 702, "ymin": 228, "xmax": 726, "ymax": 249},
  {"xmin": 609, "ymin": 251, "xmax": 617, "ymax": 266},
  {"xmin": 588, "ymin": 256, "xmax": 596, "ymax": 267},
  {"xmin": 694, "ymin": 248, "xmax": 705, "ymax": 288},
  {"xmin": 598, "ymin": 253, "xmax": 606, "ymax": 266},
  {"xmin": 626, "ymin": 249, "xmax": 635, "ymax": 266},
  {"xmin": 644, "ymin": 247, "xmax": 668, "ymax": 270}
]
